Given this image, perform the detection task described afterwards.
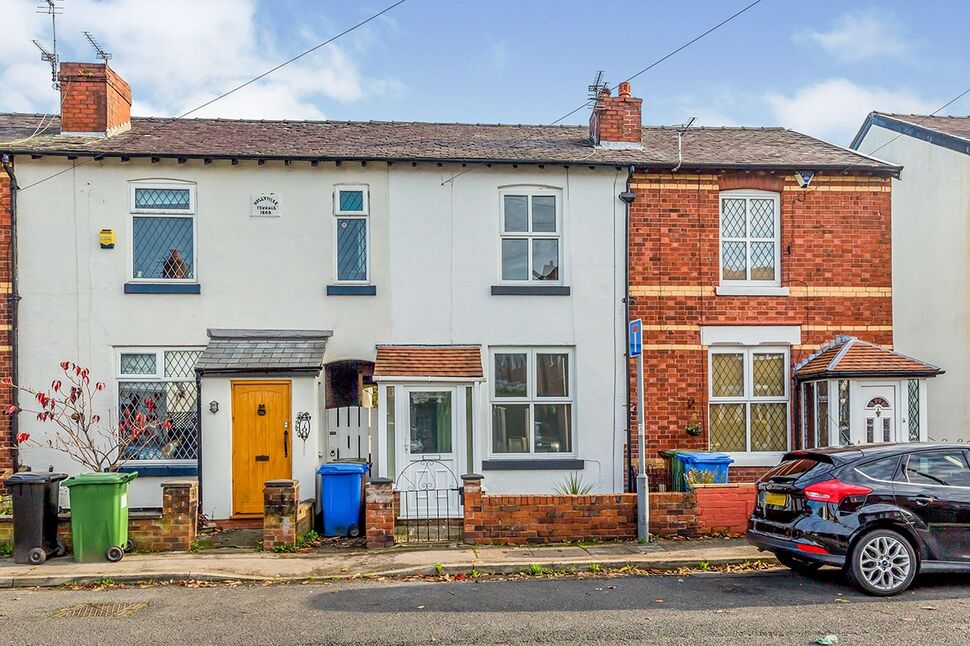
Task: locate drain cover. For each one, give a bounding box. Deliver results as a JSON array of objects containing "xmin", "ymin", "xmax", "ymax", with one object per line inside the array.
[{"xmin": 54, "ymin": 602, "xmax": 148, "ymax": 618}]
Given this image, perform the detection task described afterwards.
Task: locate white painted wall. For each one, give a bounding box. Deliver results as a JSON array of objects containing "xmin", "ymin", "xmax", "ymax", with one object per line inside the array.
[
  {"xmin": 386, "ymin": 166, "xmax": 627, "ymax": 494},
  {"xmin": 857, "ymin": 126, "xmax": 970, "ymax": 441},
  {"xmin": 14, "ymin": 158, "xmax": 390, "ymax": 509},
  {"xmin": 13, "ymin": 157, "xmax": 627, "ymax": 510}
]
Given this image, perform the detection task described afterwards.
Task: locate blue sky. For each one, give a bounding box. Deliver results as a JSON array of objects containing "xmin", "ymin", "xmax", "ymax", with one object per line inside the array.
[{"xmin": 2, "ymin": 0, "xmax": 967, "ymax": 146}]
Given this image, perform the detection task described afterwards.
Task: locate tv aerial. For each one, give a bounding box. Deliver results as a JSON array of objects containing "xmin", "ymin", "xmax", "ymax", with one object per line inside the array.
[{"xmin": 32, "ymin": 0, "xmax": 64, "ymax": 89}]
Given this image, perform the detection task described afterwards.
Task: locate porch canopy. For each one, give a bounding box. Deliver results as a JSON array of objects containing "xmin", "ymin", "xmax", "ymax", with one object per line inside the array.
[
  {"xmin": 373, "ymin": 345, "xmax": 484, "ymax": 381},
  {"xmin": 794, "ymin": 336, "xmax": 943, "ymax": 448},
  {"xmin": 195, "ymin": 328, "xmax": 333, "ymax": 377},
  {"xmin": 795, "ymin": 336, "xmax": 943, "ymax": 381}
]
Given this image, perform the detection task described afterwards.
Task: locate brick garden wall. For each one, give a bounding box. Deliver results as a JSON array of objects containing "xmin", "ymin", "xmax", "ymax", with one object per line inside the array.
[
  {"xmin": 694, "ymin": 483, "xmax": 757, "ymax": 535},
  {"xmin": 0, "ymin": 480, "xmax": 198, "ymax": 552},
  {"xmin": 460, "ymin": 476, "xmax": 698, "ymax": 545},
  {"xmin": 627, "ymin": 171, "xmax": 893, "ymax": 465}
]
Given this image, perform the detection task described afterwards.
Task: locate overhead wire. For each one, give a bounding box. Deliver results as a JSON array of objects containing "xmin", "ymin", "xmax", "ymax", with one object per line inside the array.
[{"xmin": 16, "ymin": 0, "xmax": 409, "ymax": 192}]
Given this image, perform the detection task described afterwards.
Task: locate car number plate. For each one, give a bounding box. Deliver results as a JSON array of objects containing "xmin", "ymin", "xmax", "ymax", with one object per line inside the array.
[{"xmin": 764, "ymin": 492, "xmax": 788, "ymax": 507}]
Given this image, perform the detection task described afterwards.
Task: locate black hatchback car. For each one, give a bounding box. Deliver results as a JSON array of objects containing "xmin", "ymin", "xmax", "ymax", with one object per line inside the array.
[{"xmin": 747, "ymin": 443, "xmax": 970, "ymax": 596}]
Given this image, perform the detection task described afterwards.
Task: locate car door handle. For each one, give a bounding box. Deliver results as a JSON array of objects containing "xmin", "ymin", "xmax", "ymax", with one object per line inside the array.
[{"xmin": 913, "ymin": 495, "xmax": 937, "ymax": 506}]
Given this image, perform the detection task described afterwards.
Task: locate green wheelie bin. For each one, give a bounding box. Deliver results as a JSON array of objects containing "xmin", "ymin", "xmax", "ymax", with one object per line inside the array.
[{"xmin": 63, "ymin": 471, "xmax": 138, "ymax": 563}]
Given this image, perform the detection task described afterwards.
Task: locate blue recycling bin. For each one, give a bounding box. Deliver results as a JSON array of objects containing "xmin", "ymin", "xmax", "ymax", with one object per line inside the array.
[
  {"xmin": 676, "ymin": 452, "xmax": 734, "ymax": 490},
  {"xmin": 317, "ymin": 462, "xmax": 369, "ymax": 538}
]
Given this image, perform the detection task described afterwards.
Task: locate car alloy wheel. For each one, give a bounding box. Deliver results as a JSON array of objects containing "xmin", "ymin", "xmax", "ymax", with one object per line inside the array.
[{"xmin": 851, "ymin": 529, "xmax": 916, "ymax": 596}]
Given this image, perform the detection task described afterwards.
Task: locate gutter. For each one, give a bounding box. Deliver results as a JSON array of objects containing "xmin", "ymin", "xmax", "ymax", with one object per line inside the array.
[
  {"xmin": 1, "ymin": 154, "xmax": 18, "ymax": 475},
  {"xmin": 619, "ymin": 166, "xmax": 636, "ymax": 492}
]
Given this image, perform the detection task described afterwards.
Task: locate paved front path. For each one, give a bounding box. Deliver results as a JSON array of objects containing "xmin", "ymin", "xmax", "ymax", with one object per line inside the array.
[
  {"xmin": 2, "ymin": 568, "xmax": 970, "ymax": 644},
  {"xmin": 0, "ymin": 538, "xmax": 766, "ymax": 587}
]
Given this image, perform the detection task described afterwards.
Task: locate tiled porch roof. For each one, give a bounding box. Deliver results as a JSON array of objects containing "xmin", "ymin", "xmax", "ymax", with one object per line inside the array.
[
  {"xmin": 196, "ymin": 329, "xmax": 332, "ymax": 374},
  {"xmin": 794, "ymin": 336, "xmax": 943, "ymax": 379},
  {"xmin": 374, "ymin": 345, "xmax": 483, "ymax": 379}
]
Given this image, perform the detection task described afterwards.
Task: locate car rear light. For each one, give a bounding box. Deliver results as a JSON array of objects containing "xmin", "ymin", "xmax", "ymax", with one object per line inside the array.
[
  {"xmin": 803, "ymin": 479, "xmax": 872, "ymax": 504},
  {"xmin": 797, "ymin": 543, "xmax": 830, "ymax": 555}
]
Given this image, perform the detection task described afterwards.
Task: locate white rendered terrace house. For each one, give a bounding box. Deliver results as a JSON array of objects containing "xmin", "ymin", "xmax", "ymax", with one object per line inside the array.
[
  {"xmin": 0, "ymin": 62, "xmax": 633, "ymax": 519},
  {"xmin": 851, "ymin": 113, "xmax": 970, "ymax": 441}
]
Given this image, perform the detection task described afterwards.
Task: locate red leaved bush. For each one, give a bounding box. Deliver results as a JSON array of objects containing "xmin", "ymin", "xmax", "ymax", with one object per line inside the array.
[{"xmin": 3, "ymin": 361, "xmax": 173, "ymax": 472}]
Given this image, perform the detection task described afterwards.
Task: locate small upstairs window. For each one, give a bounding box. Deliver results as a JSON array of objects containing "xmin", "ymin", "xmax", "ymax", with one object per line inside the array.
[
  {"xmin": 719, "ymin": 190, "xmax": 780, "ymax": 286},
  {"xmin": 129, "ymin": 182, "xmax": 196, "ymax": 282},
  {"xmin": 499, "ymin": 189, "xmax": 561, "ymax": 283},
  {"xmin": 334, "ymin": 186, "xmax": 369, "ymax": 283}
]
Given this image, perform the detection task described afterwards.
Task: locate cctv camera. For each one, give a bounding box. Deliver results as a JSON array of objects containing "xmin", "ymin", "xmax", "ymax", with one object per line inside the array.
[{"xmin": 794, "ymin": 170, "xmax": 814, "ymax": 188}]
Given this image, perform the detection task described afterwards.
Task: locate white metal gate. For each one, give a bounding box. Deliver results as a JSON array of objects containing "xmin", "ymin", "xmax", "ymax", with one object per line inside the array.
[{"xmin": 325, "ymin": 406, "xmax": 375, "ymax": 462}]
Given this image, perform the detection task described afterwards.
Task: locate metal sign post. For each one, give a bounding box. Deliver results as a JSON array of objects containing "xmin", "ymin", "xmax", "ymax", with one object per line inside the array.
[{"xmin": 629, "ymin": 319, "xmax": 648, "ymax": 542}]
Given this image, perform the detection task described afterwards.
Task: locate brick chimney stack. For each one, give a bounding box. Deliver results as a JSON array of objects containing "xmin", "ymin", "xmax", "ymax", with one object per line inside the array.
[
  {"xmin": 589, "ymin": 81, "xmax": 642, "ymax": 149},
  {"xmin": 57, "ymin": 62, "xmax": 132, "ymax": 137}
]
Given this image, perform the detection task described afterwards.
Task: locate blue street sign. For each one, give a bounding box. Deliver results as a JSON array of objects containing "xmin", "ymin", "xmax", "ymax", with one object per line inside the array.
[{"xmin": 629, "ymin": 319, "xmax": 642, "ymax": 358}]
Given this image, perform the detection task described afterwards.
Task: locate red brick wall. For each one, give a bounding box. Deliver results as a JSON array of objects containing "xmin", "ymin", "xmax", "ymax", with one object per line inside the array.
[
  {"xmin": 627, "ymin": 171, "xmax": 893, "ymax": 463},
  {"xmin": 57, "ymin": 63, "xmax": 131, "ymax": 135},
  {"xmin": 694, "ymin": 483, "xmax": 757, "ymax": 535},
  {"xmin": 462, "ymin": 484, "xmax": 698, "ymax": 545},
  {"xmin": 0, "ymin": 163, "xmax": 12, "ymax": 489}
]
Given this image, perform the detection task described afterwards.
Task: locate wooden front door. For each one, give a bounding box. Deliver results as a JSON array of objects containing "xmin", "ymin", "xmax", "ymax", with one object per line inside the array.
[{"xmin": 232, "ymin": 381, "xmax": 292, "ymax": 516}]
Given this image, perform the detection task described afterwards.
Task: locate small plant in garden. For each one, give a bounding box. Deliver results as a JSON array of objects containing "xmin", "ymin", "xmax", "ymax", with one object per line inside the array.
[
  {"xmin": 434, "ymin": 562, "xmax": 444, "ymax": 576},
  {"xmin": 2, "ymin": 362, "xmax": 173, "ymax": 472},
  {"xmin": 0, "ymin": 542, "xmax": 13, "ymax": 557},
  {"xmin": 697, "ymin": 560, "xmax": 711, "ymax": 571},
  {"xmin": 554, "ymin": 472, "xmax": 594, "ymax": 496},
  {"xmin": 587, "ymin": 563, "xmax": 602, "ymax": 573},
  {"xmin": 470, "ymin": 568, "xmax": 482, "ymax": 579}
]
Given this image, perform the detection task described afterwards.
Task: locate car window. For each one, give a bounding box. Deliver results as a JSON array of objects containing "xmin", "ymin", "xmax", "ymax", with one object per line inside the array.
[
  {"xmin": 854, "ymin": 456, "xmax": 901, "ymax": 482},
  {"xmin": 760, "ymin": 458, "xmax": 831, "ymax": 483},
  {"xmin": 904, "ymin": 451, "xmax": 970, "ymax": 487}
]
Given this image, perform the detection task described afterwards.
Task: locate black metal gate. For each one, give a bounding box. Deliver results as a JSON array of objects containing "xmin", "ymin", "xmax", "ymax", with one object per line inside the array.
[{"xmin": 394, "ymin": 459, "xmax": 463, "ymax": 543}]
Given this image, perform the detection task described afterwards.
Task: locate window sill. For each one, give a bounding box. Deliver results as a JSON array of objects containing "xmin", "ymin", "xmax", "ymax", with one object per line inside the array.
[
  {"xmin": 482, "ymin": 458, "xmax": 583, "ymax": 471},
  {"xmin": 715, "ymin": 285, "xmax": 789, "ymax": 297},
  {"xmin": 117, "ymin": 463, "xmax": 198, "ymax": 477},
  {"xmin": 327, "ymin": 284, "xmax": 377, "ymax": 296},
  {"xmin": 125, "ymin": 282, "xmax": 201, "ymax": 294},
  {"xmin": 490, "ymin": 285, "xmax": 570, "ymax": 296},
  {"xmin": 724, "ymin": 451, "xmax": 786, "ymax": 467}
]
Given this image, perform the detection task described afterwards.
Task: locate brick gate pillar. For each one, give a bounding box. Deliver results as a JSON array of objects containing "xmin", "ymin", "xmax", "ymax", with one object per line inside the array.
[
  {"xmin": 461, "ymin": 474, "xmax": 483, "ymax": 544},
  {"xmin": 365, "ymin": 478, "xmax": 394, "ymax": 548},
  {"xmin": 263, "ymin": 479, "xmax": 299, "ymax": 551}
]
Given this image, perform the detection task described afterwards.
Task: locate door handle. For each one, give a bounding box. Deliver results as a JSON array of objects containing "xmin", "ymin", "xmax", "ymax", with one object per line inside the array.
[
  {"xmin": 283, "ymin": 429, "xmax": 289, "ymax": 458},
  {"xmin": 914, "ymin": 495, "xmax": 936, "ymax": 506}
]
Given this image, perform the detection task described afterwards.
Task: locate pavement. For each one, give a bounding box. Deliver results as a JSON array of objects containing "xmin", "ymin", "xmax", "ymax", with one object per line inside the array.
[
  {"xmin": 3, "ymin": 568, "xmax": 970, "ymax": 644},
  {"xmin": 0, "ymin": 538, "xmax": 771, "ymax": 588}
]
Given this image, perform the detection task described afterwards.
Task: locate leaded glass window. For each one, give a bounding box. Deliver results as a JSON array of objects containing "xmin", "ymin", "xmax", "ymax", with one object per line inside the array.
[
  {"xmin": 816, "ymin": 381, "xmax": 829, "ymax": 447},
  {"xmin": 117, "ymin": 349, "xmax": 202, "ymax": 462},
  {"xmin": 908, "ymin": 379, "xmax": 920, "ymax": 442},
  {"xmin": 709, "ymin": 347, "xmax": 789, "ymax": 453},
  {"xmin": 134, "ymin": 187, "xmax": 192, "ymax": 211},
  {"xmin": 491, "ymin": 348, "xmax": 573, "ymax": 455},
  {"xmin": 500, "ymin": 190, "xmax": 561, "ymax": 282},
  {"xmin": 334, "ymin": 186, "xmax": 369, "ymax": 283},
  {"xmin": 130, "ymin": 183, "xmax": 196, "ymax": 282},
  {"xmin": 719, "ymin": 191, "xmax": 780, "ymax": 285}
]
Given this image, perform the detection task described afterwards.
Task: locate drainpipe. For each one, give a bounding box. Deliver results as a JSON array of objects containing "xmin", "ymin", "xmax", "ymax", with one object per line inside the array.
[
  {"xmin": 619, "ymin": 165, "xmax": 636, "ymax": 493},
  {"xmin": 1, "ymin": 154, "xmax": 19, "ymax": 476},
  {"xmin": 195, "ymin": 370, "xmax": 203, "ymax": 511}
]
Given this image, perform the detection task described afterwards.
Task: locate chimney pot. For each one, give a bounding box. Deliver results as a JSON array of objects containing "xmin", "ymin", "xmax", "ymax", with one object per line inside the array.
[{"xmin": 618, "ymin": 82, "xmax": 631, "ymax": 98}]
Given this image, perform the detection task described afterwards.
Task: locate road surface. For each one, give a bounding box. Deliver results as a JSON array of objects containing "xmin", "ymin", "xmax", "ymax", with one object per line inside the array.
[{"xmin": 1, "ymin": 568, "xmax": 969, "ymax": 644}]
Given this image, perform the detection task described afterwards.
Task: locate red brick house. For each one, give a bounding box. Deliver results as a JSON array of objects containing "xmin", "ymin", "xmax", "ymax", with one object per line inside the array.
[{"xmin": 587, "ymin": 83, "xmax": 941, "ymax": 487}]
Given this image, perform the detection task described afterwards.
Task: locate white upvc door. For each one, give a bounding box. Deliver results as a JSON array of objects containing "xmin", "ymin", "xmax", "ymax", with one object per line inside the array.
[
  {"xmin": 395, "ymin": 386, "xmax": 464, "ymax": 518},
  {"xmin": 855, "ymin": 384, "xmax": 898, "ymax": 445}
]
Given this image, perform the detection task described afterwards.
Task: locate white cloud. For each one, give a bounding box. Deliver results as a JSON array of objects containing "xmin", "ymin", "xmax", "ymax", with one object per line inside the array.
[
  {"xmin": 795, "ymin": 9, "xmax": 911, "ymax": 62},
  {"xmin": 0, "ymin": 0, "xmax": 399, "ymax": 119},
  {"xmin": 765, "ymin": 78, "xmax": 936, "ymax": 144}
]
